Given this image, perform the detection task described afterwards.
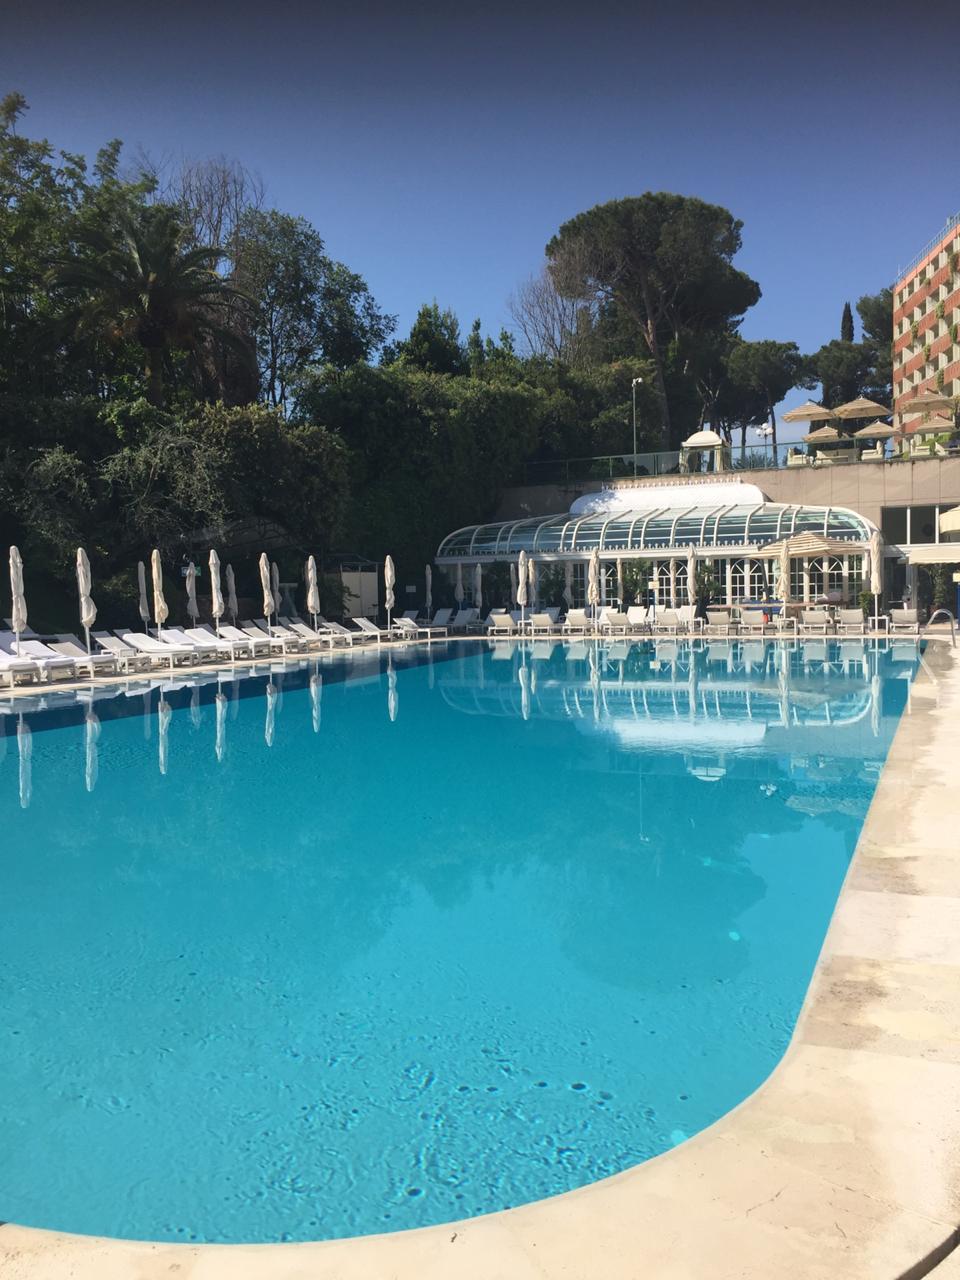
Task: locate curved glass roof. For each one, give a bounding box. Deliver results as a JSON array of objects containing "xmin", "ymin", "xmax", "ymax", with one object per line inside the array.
[{"xmin": 437, "ymin": 502, "xmax": 873, "ymax": 559}]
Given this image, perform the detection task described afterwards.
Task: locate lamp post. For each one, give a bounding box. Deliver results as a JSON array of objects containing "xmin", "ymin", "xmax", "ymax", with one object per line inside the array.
[{"xmin": 632, "ymin": 377, "xmax": 643, "ymax": 477}]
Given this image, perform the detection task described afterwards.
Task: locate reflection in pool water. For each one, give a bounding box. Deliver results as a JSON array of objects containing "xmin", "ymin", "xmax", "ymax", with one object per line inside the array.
[{"xmin": 0, "ymin": 639, "xmax": 915, "ymax": 1243}]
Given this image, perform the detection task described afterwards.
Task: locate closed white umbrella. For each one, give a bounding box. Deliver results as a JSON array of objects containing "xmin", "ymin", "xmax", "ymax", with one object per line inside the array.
[
  {"xmin": 518, "ymin": 662, "xmax": 531, "ymax": 721},
  {"xmin": 225, "ymin": 564, "xmax": 239, "ymax": 623},
  {"xmin": 17, "ymin": 716, "xmax": 31, "ymax": 809},
  {"xmin": 158, "ymin": 697, "xmax": 171, "ymax": 775},
  {"xmin": 384, "ymin": 555, "xmax": 396, "ymax": 630},
  {"xmin": 84, "ymin": 710, "xmax": 100, "ymax": 793},
  {"xmin": 563, "ymin": 562, "xmax": 574, "ymax": 608},
  {"xmin": 265, "ymin": 682, "xmax": 277, "ymax": 746},
  {"xmin": 137, "ymin": 560, "xmax": 150, "ymax": 625},
  {"xmin": 185, "ymin": 561, "xmax": 199, "ymax": 624},
  {"xmin": 473, "ymin": 562, "xmax": 482, "ymax": 614},
  {"xmin": 209, "ymin": 550, "xmax": 225, "ymax": 635},
  {"xmin": 868, "ymin": 527, "xmax": 883, "ymax": 627},
  {"xmin": 454, "ymin": 563, "xmax": 464, "ymax": 606},
  {"xmin": 75, "ymin": 547, "xmax": 97, "ymax": 653},
  {"xmin": 587, "ymin": 548, "xmax": 601, "ymax": 628},
  {"xmin": 424, "ymin": 565, "xmax": 432, "ymax": 618},
  {"xmin": 305, "ymin": 555, "xmax": 321, "ymax": 628},
  {"xmin": 387, "ymin": 661, "xmax": 398, "ymax": 723},
  {"xmin": 271, "ymin": 561, "xmax": 281, "ymax": 622},
  {"xmin": 527, "ymin": 557, "xmax": 537, "ymax": 609},
  {"xmin": 189, "ymin": 684, "xmax": 201, "ymax": 730},
  {"xmin": 151, "ymin": 549, "xmax": 168, "ymax": 635},
  {"xmin": 309, "ymin": 671, "xmax": 322, "ymax": 733},
  {"xmin": 778, "ymin": 541, "xmax": 791, "ymax": 605},
  {"xmin": 259, "ymin": 553, "xmax": 274, "ymax": 632},
  {"xmin": 9, "ymin": 546, "xmax": 27, "ymax": 655},
  {"xmin": 517, "ymin": 550, "xmax": 528, "ymax": 628},
  {"xmin": 510, "ymin": 562, "xmax": 519, "ymax": 607},
  {"xmin": 215, "ymin": 689, "xmax": 227, "ymax": 762},
  {"xmin": 616, "ymin": 557, "xmax": 624, "ymax": 606},
  {"xmin": 687, "ymin": 548, "xmax": 697, "ymax": 607}
]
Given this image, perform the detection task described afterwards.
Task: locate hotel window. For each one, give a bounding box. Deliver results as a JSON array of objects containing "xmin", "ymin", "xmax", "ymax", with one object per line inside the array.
[{"xmin": 881, "ymin": 507, "xmax": 908, "ymax": 543}]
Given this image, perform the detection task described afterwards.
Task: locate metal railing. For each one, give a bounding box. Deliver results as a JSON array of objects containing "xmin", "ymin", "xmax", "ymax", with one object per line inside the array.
[
  {"xmin": 922, "ymin": 608, "xmax": 957, "ymax": 647},
  {"xmin": 896, "ymin": 211, "xmax": 960, "ymax": 284},
  {"xmin": 514, "ymin": 446, "xmax": 787, "ymax": 487}
]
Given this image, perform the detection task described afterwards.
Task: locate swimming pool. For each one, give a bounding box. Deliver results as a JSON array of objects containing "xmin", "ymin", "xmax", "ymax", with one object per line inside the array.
[{"xmin": 0, "ymin": 638, "xmax": 916, "ymax": 1244}]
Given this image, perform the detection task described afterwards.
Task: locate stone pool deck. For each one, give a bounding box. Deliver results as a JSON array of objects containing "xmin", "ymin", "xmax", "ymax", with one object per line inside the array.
[{"xmin": 1, "ymin": 638, "xmax": 959, "ymax": 1279}]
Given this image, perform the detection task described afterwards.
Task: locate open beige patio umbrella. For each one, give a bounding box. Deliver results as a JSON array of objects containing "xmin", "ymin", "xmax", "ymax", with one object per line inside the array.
[
  {"xmin": 9, "ymin": 545, "xmax": 27, "ymax": 655},
  {"xmin": 912, "ymin": 414, "xmax": 955, "ymax": 436},
  {"xmin": 209, "ymin": 550, "xmax": 225, "ymax": 636},
  {"xmin": 185, "ymin": 561, "xmax": 200, "ymax": 624},
  {"xmin": 76, "ymin": 547, "xmax": 96, "ymax": 653},
  {"xmin": 258, "ymin": 553, "xmax": 274, "ymax": 631},
  {"xmin": 137, "ymin": 560, "xmax": 150, "ymax": 626},
  {"xmin": 305, "ymin": 555, "xmax": 321, "ymax": 629},
  {"xmin": 899, "ymin": 390, "xmax": 954, "ymax": 416},
  {"xmin": 833, "ymin": 396, "xmax": 892, "ymax": 420},
  {"xmin": 782, "ymin": 400, "xmax": 835, "ymax": 423},
  {"xmin": 853, "ymin": 420, "xmax": 897, "ymax": 439},
  {"xmin": 225, "ymin": 564, "xmax": 239, "ymax": 623},
  {"xmin": 151, "ymin": 549, "xmax": 168, "ymax": 635},
  {"xmin": 802, "ymin": 425, "xmax": 841, "ymax": 445}
]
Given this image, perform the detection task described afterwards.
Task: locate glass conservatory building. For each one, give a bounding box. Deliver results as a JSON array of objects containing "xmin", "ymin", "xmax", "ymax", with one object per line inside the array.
[{"xmin": 435, "ymin": 479, "xmax": 877, "ymax": 607}]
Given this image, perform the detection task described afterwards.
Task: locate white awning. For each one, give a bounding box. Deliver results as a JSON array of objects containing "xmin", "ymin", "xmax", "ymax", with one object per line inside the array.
[{"xmin": 902, "ymin": 543, "xmax": 960, "ymax": 564}]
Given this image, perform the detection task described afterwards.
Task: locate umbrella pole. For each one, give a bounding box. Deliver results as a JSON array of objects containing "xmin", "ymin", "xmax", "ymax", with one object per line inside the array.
[{"xmin": 84, "ymin": 625, "xmax": 90, "ymax": 655}]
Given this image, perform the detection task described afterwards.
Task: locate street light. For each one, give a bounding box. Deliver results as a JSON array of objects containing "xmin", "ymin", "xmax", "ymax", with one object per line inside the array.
[{"xmin": 632, "ymin": 377, "xmax": 643, "ymax": 478}]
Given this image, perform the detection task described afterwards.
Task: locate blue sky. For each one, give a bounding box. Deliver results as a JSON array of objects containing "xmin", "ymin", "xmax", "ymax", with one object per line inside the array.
[{"xmin": 4, "ymin": 0, "xmax": 959, "ymax": 430}]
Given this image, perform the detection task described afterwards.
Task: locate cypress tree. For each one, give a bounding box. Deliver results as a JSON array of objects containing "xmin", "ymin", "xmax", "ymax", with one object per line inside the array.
[{"xmin": 840, "ymin": 301, "xmax": 854, "ymax": 343}]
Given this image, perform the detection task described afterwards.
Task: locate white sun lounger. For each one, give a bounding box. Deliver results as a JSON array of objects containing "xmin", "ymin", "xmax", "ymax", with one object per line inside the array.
[
  {"xmin": 352, "ymin": 617, "xmax": 393, "ymax": 642},
  {"xmin": 116, "ymin": 630, "xmax": 196, "ymax": 670},
  {"xmin": 50, "ymin": 634, "xmax": 121, "ymax": 676},
  {"xmin": 279, "ymin": 619, "xmax": 342, "ymax": 649},
  {"xmin": 213, "ymin": 623, "xmax": 274, "ymax": 656},
  {"xmin": 561, "ymin": 609, "xmax": 589, "ymax": 634},
  {"xmin": 0, "ymin": 633, "xmax": 76, "ymax": 680},
  {"xmin": 238, "ymin": 621, "xmax": 297, "ymax": 655},
  {"xmin": 0, "ymin": 651, "xmax": 43, "ymax": 687},
  {"xmin": 488, "ymin": 612, "xmax": 518, "ymax": 635}
]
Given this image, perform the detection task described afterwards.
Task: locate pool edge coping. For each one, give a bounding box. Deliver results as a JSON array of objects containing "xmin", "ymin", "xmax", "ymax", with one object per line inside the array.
[{"xmin": 2, "ymin": 638, "xmax": 959, "ymax": 1280}]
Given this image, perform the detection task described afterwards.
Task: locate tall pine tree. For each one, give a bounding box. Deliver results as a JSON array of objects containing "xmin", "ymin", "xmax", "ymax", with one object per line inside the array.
[{"xmin": 840, "ymin": 301, "xmax": 854, "ymax": 343}]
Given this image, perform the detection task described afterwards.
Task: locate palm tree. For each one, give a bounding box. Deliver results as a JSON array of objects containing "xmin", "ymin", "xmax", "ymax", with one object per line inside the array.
[{"xmin": 48, "ymin": 205, "xmax": 250, "ymax": 406}]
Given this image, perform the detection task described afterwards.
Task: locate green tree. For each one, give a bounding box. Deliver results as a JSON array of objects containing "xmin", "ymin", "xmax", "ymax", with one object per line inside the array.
[
  {"xmin": 47, "ymin": 204, "xmax": 249, "ymax": 406},
  {"xmin": 804, "ymin": 339, "xmax": 872, "ymax": 412},
  {"xmin": 725, "ymin": 339, "xmax": 803, "ymax": 454},
  {"xmin": 545, "ymin": 193, "xmax": 761, "ymax": 446},
  {"xmin": 388, "ymin": 302, "xmax": 466, "ymax": 375},
  {"xmin": 857, "ymin": 288, "xmax": 893, "ymax": 405},
  {"xmin": 840, "ymin": 301, "xmax": 854, "ymax": 343},
  {"xmin": 234, "ymin": 209, "xmax": 394, "ymax": 408}
]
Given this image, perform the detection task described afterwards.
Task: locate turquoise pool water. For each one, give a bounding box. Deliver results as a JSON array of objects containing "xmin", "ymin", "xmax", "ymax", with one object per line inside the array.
[{"xmin": 0, "ymin": 639, "xmax": 916, "ymax": 1243}]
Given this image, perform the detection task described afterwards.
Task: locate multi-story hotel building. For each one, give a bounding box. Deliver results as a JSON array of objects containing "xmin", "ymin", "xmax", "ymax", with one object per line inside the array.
[{"xmin": 893, "ymin": 213, "xmax": 960, "ymax": 429}]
